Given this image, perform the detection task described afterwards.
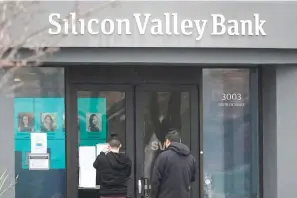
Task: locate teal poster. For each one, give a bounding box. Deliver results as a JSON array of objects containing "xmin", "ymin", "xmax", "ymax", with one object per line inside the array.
[
  {"xmin": 77, "ymin": 98, "xmax": 107, "ymax": 146},
  {"xmin": 14, "ymin": 98, "xmax": 65, "ymax": 169}
]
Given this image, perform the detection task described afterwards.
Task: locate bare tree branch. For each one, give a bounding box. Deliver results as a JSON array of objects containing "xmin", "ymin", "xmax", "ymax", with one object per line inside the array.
[
  {"xmin": 0, "ymin": 0, "xmax": 115, "ymax": 95},
  {"xmin": 0, "ymin": 170, "xmax": 19, "ymax": 197}
]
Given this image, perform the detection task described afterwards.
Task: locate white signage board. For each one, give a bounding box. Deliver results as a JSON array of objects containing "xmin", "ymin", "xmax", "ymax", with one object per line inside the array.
[
  {"xmin": 79, "ymin": 146, "xmax": 96, "ymax": 169},
  {"xmin": 28, "ymin": 153, "xmax": 50, "ymax": 170},
  {"xmin": 78, "ymin": 146, "xmax": 97, "ymax": 188},
  {"xmin": 79, "ymin": 168, "xmax": 96, "ymax": 188},
  {"xmin": 31, "ymin": 133, "xmax": 47, "ymax": 154}
]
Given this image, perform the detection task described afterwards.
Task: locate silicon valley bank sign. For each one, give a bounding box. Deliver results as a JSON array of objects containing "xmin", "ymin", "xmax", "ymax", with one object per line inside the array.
[{"xmin": 48, "ymin": 12, "xmax": 267, "ymax": 41}]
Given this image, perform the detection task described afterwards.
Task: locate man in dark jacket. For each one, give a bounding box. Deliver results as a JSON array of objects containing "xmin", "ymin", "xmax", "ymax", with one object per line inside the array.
[
  {"xmin": 93, "ymin": 134, "xmax": 131, "ymax": 198},
  {"xmin": 150, "ymin": 130, "xmax": 197, "ymax": 198}
]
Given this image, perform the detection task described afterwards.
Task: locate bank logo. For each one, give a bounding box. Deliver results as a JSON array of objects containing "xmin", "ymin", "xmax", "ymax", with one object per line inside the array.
[{"xmin": 150, "ymin": 141, "xmax": 166, "ymax": 151}]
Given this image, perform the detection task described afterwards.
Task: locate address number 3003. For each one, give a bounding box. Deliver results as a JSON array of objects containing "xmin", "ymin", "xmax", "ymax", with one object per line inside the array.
[{"xmin": 221, "ymin": 93, "xmax": 242, "ymax": 101}]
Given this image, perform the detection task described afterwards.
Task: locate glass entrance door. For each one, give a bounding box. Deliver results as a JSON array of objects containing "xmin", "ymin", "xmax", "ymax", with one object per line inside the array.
[
  {"xmin": 71, "ymin": 85, "xmax": 135, "ymax": 198},
  {"xmin": 69, "ymin": 84, "xmax": 200, "ymax": 198},
  {"xmin": 135, "ymin": 85, "xmax": 200, "ymax": 198}
]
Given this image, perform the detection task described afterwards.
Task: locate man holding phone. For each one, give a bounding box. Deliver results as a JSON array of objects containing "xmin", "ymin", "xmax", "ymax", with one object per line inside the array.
[{"xmin": 93, "ymin": 134, "xmax": 131, "ymax": 198}]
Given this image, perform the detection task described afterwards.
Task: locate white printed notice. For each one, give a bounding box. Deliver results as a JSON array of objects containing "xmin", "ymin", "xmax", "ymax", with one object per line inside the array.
[
  {"xmin": 28, "ymin": 153, "xmax": 50, "ymax": 170},
  {"xmin": 79, "ymin": 168, "xmax": 96, "ymax": 188},
  {"xmin": 79, "ymin": 146, "xmax": 96, "ymax": 168},
  {"xmin": 79, "ymin": 146, "xmax": 96, "ymax": 188},
  {"xmin": 31, "ymin": 133, "xmax": 47, "ymax": 154}
]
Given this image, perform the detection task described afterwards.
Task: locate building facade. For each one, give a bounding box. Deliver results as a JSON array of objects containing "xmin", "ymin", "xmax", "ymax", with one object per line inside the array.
[{"xmin": 1, "ymin": 1, "xmax": 297, "ymax": 198}]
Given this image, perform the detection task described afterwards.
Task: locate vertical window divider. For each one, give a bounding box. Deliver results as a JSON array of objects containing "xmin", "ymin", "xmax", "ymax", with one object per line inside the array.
[{"xmin": 250, "ymin": 68, "xmax": 261, "ymax": 198}]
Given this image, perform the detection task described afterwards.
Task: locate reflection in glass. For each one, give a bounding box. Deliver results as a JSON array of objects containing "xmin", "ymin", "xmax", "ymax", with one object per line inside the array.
[
  {"xmin": 77, "ymin": 91, "xmax": 126, "ymax": 188},
  {"xmin": 77, "ymin": 91, "xmax": 126, "ymax": 151},
  {"xmin": 142, "ymin": 91, "xmax": 190, "ymax": 194},
  {"xmin": 1, "ymin": 67, "xmax": 66, "ymax": 198},
  {"xmin": 203, "ymin": 69, "xmax": 258, "ymax": 198}
]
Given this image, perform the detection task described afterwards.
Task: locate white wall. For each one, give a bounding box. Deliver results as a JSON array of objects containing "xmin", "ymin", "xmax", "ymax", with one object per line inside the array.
[
  {"xmin": 0, "ymin": 71, "xmax": 15, "ymax": 198},
  {"xmin": 276, "ymin": 66, "xmax": 297, "ymax": 198},
  {"xmin": 262, "ymin": 65, "xmax": 297, "ymax": 198}
]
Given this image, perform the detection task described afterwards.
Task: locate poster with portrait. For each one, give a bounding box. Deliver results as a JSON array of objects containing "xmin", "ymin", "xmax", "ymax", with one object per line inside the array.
[
  {"xmin": 32, "ymin": 98, "xmax": 65, "ymax": 169},
  {"xmin": 14, "ymin": 98, "xmax": 34, "ymax": 139},
  {"xmin": 40, "ymin": 113, "xmax": 57, "ymax": 132},
  {"xmin": 17, "ymin": 112, "xmax": 34, "ymax": 132},
  {"xmin": 86, "ymin": 113, "xmax": 102, "ymax": 132},
  {"xmin": 14, "ymin": 98, "xmax": 66, "ymax": 170},
  {"xmin": 77, "ymin": 98, "xmax": 107, "ymax": 146}
]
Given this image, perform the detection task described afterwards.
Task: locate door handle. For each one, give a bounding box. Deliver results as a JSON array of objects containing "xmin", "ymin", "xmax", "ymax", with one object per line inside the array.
[
  {"xmin": 143, "ymin": 178, "xmax": 150, "ymax": 197},
  {"xmin": 138, "ymin": 179, "xmax": 142, "ymax": 194}
]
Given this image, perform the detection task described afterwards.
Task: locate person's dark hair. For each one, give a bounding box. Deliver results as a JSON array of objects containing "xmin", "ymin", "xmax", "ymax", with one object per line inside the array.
[
  {"xmin": 165, "ymin": 129, "xmax": 181, "ymax": 143},
  {"xmin": 108, "ymin": 133, "xmax": 121, "ymax": 148},
  {"xmin": 89, "ymin": 114, "xmax": 97, "ymax": 127}
]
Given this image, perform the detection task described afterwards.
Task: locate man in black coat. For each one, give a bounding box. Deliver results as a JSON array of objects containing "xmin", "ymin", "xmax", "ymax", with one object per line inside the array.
[
  {"xmin": 93, "ymin": 134, "xmax": 131, "ymax": 198},
  {"xmin": 150, "ymin": 130, "xmax": 197, "ymax": 198}
]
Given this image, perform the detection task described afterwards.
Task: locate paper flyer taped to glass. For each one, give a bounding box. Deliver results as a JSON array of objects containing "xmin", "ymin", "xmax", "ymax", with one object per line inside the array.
[
  {"xmin": 28, "ymin": 153, "xmax": 50, "ymax": 170},
  {"xmin": 31, "ymin": 133, "xmax": 47, "ymax": 154}
]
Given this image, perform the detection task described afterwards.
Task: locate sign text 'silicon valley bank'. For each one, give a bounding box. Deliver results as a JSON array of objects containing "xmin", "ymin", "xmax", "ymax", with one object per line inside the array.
[{"xmin": 48, "ymin": 13, "xmax": 266, "ymax": 40}]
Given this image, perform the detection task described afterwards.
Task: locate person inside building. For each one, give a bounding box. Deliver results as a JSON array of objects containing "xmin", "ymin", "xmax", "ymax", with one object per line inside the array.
[
  {"xmin": 150, "ymin": 130, "xmax": 197, "ymax": 198},
  {"xmin": 93, "ymin": 134, "xmax": 131, "ymax": 198}
]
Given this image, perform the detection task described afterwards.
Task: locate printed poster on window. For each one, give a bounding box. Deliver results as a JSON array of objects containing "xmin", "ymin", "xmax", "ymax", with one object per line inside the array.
[
  {"xmin": 14, "ymin": 98, "xmax": 66, "ymax": 169},
  {"xmin": 77, "ymin": 98, "xmax": 107, "ymax": 146}
]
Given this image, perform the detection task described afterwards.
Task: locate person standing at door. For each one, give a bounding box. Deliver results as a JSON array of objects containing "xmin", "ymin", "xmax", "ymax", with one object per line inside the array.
[
  {"xmin": 93, "ymin": 134, "xmax": 131, "ymax": 198},
  {"xmin": 150, "ymin": 130, "xmax": 197, "ymax": 198}
]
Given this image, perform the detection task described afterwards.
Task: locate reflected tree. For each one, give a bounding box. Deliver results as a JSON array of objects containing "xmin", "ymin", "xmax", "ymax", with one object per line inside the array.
[{"xmin": 145, "ymin": 91, "xmax": 182, "ymax": 179}]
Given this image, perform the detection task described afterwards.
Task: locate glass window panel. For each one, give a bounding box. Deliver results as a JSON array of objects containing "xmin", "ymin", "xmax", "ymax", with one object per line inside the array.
[
  {"xmin": 77, "ymin": 90, "xmax": 126, "ymax": 188},
  {"xmin": 141, "ymin": 91, "xmax": 190, "ymax": 192},
  {"xmin": 77, "ymin": 91, "xmax": 126, "ymax": 151},
  {"xmin": 0, "ymin": 67, "xmax": 65, "ymax": 198},
  {"xmin": 202, "ymin": 69, "xmax": 259, "ymax": 198}
]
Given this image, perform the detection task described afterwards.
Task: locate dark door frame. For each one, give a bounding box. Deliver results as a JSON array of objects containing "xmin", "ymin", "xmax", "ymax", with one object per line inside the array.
[
  {"xmin": 65, "ymin": 66, "xmax": 203, "ymax": 198},
  {"xmin": 66, "ymin": 83, "xmax": 135, "ymax": 198},
  {"xmin": 135, "ymin": 84, "xmax": 200, "ymax": 198}
]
